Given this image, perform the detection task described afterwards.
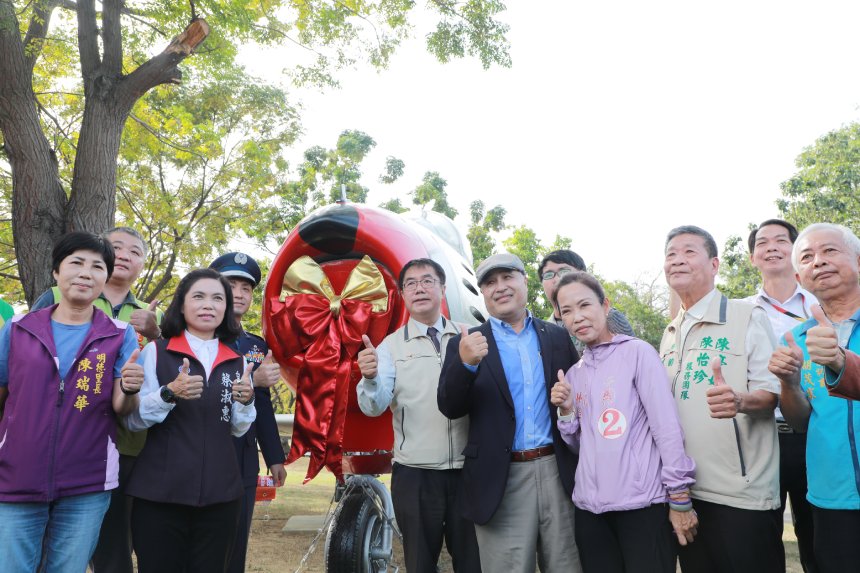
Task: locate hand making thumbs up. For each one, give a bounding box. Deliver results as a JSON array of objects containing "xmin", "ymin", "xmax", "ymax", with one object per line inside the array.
[
  {"xmin": 705, "ymin": 357, "xmax": 741, "ymax": 418},
  {"xmin": 458, "ymin": 324, "xmax": 488, "ymax": 366},
  {"xmin": 768, "ymin": 331, "xmax": 804, "ymax": 386},
  {"xmin": 550, "ymin": 369, "xmax": 574, "ymax": 416},
  {"xmin": 357, "ymin": 334, "xmax": 379, "ymax": 379},
  {"xmin": 119, "ymin": 349, "xmax": 144, "ymax": 394},
  {"xmin": 251, "ymin": 350, "xmax": 282, "ymax": 388},
  {"xmin": 807, "ymin": 304, "xmax": 845, "ymax": 372},
  {"xmin": 129, "ymin": 299, "xmax": 161, "ymax": 340},
  {"xmin": 232, "ymin": 361, "xmax": 255, "ymax": 405},
  {"xmin": 169, "ymin": 357, "xmax": 204, "ymax": 400}
]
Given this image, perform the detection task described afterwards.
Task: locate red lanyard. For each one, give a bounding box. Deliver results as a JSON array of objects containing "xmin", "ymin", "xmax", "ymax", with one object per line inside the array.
[{"xmin": 767, "ymin": 294, "xmax": 807, "ymax": 322}]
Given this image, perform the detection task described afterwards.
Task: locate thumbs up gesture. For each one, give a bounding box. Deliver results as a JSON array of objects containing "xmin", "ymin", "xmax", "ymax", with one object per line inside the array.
[
  {"xmin": 357, "ymin": 335, "xmax": 379, "ymax": 379},
  {"xmin": 768, "ymin": 331, "xmax": 804, "ymax": 386},
  {"xmin": 705, "ymin": 357, "xmax": 741, "ymax": 418},
  {"xmin": 550, "ymin": 369, "xmax": 575, "ymax": 416},
  {"xmin": 120, "ymin": 349, "xmax": 144, "ymax": 394},
  {"xmin": 459, "ymin": 325, "xmax": 488, "ymax": 366},
  {"xmin": 807, "ymin": 304, "xmax": 845, "ymax": 372},
  {"xmin": 251, "ymin": 350, "xmax": 281, "ymax": 388},
  {"xmin": 232, "ymin": 361, "xmax": 255, "ymax": 405},
  {"xmin": 129, "ymin": 299, "xmax": 161, "ymax": 340},
  {"xmin": 169, "ymin": 357, "xmax": 204, "ymax": 400}
]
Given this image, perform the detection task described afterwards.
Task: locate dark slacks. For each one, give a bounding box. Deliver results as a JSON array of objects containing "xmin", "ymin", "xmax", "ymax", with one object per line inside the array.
[
  {"xmin": 811, "ymin": 505, "xmax": 860, "ymax": 573},
  {"xmin": 131, "ymin": 497, "xmax": 241, "ymax": 573},
  {"xmin": 390, "ymin": 462, "xmax": 481, "ymax": 573},
  {"xmin": 677, "ymin": 499, "xmax": 784, "ymax": 573},
  {"xmin": 574, "ymin": 504, "xmax": 676, "ymax": 573},
  {"xmin": 778, "ymin": 430, "xmax": 818, "ymax": 573},
  {"xmin": 226, "ymin": 484, "xmax": 257, "ymax": 573},
  {"xmin": 91, "ymin": 454, "xmax": 136, "ymax": 573}
]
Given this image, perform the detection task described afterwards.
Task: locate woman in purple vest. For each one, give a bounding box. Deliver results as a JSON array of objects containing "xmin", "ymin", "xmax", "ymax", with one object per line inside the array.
[
  {"xmin": 0, "ymin": 231, "xmax": 143, "ymax": 573},
  {"xmin": 124, "ymin": 268, "xmax": 256, "ymax": 573},
  {"xmin": 549, "ymin": 271, "xmax": 698, "ymax": 573}
]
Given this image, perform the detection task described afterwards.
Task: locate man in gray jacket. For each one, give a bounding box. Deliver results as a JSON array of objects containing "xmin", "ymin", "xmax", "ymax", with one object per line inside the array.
[{"xmin": 357, "ymin": 258, "xmax": 481, "ymax": 573}]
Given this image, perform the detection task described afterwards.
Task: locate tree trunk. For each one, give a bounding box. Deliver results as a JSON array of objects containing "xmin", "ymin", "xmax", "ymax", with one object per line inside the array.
[{"xmin": 0, "ymin": 1, "xmax": 67, "ymax": 305}]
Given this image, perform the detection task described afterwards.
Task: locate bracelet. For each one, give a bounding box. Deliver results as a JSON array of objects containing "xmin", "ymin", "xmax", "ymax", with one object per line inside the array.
[
  {"xmin": 120, "ymin": 379, "xmax": 140, "ymax": 395},
  {"xmin": 669, "ymin": 499, "xmax": 694, "ymax": 512}
]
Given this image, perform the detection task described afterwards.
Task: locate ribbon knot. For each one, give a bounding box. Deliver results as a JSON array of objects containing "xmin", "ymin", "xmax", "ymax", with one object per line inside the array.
[{"xmin": 271, "ymin": 255, "xmax": 394, "ymax": 483}]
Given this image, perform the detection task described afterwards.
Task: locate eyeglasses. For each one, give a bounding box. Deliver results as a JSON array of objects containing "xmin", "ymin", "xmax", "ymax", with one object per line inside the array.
[
  {"xmin": 403, "ymin": 278, "xmax": 438, "ymax": 292},
  {"xmin": 541, "ymin": 267, "xmax": 575, "ymax": 281}
]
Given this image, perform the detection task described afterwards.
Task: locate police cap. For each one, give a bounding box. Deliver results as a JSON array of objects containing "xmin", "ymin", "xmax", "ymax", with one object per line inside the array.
[{"xmin": 209, "ymin": 252, "xmax": 262, "ymax": 287}]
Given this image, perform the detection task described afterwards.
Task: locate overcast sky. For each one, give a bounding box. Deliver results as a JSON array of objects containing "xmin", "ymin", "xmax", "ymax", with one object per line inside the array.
[{"xmin": 243, "ymin": 0, "xmax": 860, "ymax": 286}]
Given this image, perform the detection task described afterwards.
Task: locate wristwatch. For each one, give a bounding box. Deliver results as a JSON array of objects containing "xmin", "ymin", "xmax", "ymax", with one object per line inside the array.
[{"xmin": 160, "ymin": 385, "xmax": 176, "ymax": 403}]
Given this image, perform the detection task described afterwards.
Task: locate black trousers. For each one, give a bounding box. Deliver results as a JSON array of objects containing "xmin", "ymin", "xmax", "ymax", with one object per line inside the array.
[
  {"xmin": 778, "ymin": 430, "xmax": 818, "ymax": 573},
  {"xmin": 90, "ymin": 454, "xmax": 136, "ymax": 573},
  {"xmin": 131, "ymin": 497, "xmax": 241, "ymax": 573},
  {"xmin": 678, "ymin": 499, "xmax": 784, "ymax": 573},
  {"xmin": 811, "ymin": 505, "xmax": 860, "ymax": 573},
  {"xmin": 390, "ymin": 463, "xmax": 481, "ymax": 573},
  {"xmin": 574, "ymin": 504, "xmax": 676, "ymax": 573},
  {"xmin": 226, "ymin": 484, "xmax": 257, "ymax": 573}
]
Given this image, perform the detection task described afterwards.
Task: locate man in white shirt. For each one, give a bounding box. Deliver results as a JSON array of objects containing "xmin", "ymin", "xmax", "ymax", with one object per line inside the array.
[
  {"xmin": 659, "ymin": 225, "xmax": 783, "ymax": 573},
  {"xmin": 745, "ymin": 219, "xmax": 818, "ymax": 573},
  {"xmin": 356, "ymin": 258, "xmax": 480, "ymax": 573}
]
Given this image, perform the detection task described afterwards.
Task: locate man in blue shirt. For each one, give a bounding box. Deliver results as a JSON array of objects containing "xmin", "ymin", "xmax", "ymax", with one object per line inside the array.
[
  {"xmin": 438, "ymin": 253, "xmax": 581, "ymax": 572},
  {"xmin": 769, "ymin": 222, "xmax": 860, "ymax": 572}
]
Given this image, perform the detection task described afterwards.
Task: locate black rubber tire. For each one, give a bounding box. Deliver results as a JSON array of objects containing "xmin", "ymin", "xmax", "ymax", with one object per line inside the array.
[{"xmin": 324, "ymin": 491, "xmax": 388, "ymax": 573}]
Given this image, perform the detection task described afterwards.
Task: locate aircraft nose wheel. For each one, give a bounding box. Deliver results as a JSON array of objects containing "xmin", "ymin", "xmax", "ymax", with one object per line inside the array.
[{"xmin": 324, "ymin": 476, "xmax": 397, "ymax": 572}]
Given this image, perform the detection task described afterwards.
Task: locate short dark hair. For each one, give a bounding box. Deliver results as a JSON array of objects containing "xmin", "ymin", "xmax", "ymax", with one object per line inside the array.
[
  {"xmin": 551, "ymin": 271, "xmax": 606, "ymax": 309},
  {"xmin": 538, "ymin": 250, "xmax": 586, "ymax": 278},
  {"xmin": 665, "ymin": 225, "xmax": 718, "ymax": 259},
  {"xmin": 104, "ymin": 226, "xmax": 148, "ymax": 256},
  {"xmin": 747, "ymin": 219, "xmax": 799, "ymax": 254},
  {"xmin": 52, "ymin": 231, "xmax": 115, "ymax": 279},
  {"xmin": 398, "ymin": 258, "xmax": 446, "ymax": 290},
  {"xmin": 160, "ymin": 269, "xmax": 242, "ymax": 344}
]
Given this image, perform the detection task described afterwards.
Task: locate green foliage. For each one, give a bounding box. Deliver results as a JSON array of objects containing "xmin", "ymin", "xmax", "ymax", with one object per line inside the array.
[
  {"xmin": 717, "ymin": 232, "xmax": 759, "ymax": 299},
  {"xmin": 502, "ymin": 225, "xmax": 548, "ymax": 316},
  {"xmin": 777, "ymin": 122, "xmax": 860, "ymax": 236},
  {"xmin": 600, "ymin": 274, "xmax": 669, "ymax": 350},
  {"xmin": 411, "ymin": 171, "xmax": 458, "ymax": 218},
  {"xmin": 426, "ymin": 0, "xmax": 512, "ymax": 69},
  {"xmin": 380, "ymin": 156, "xmax": 405, "ymax": 185},
  {"xmin": 466, "ymin": 200, "xmax": 505, "ymax": 265},
  {"xmin": 379, "ymin": 197, "xmax": 409, "ymax": 213}
]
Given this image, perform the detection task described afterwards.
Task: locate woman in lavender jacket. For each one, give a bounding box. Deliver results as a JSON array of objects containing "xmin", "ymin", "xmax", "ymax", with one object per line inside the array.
[{"xmin": 550, "ymin": 272, "xmax": 697, "ymax": 573}]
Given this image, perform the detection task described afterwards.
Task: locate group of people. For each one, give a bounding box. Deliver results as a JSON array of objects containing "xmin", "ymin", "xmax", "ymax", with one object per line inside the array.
[
  {"xmin": 358, "ymin": 219, "xmax": 860, "ymax": 573},
  {"xmin": 1, "ymin": 217, "xmax": 859, "ymax": 573},
  {"xmin": 0, "ymin": 227, "xmax": 286, "ymax": 573}
]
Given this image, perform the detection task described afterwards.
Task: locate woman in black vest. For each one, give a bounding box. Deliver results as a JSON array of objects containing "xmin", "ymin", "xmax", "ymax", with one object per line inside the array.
[{"xmin": 124, "ymin": 269, "xmax": 256, "ymax": 573}]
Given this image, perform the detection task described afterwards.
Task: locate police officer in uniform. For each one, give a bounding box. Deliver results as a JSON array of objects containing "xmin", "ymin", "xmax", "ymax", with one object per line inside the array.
[{"xmin": 209, "ymin": 252, "xmax": 286, "ymax": 573}]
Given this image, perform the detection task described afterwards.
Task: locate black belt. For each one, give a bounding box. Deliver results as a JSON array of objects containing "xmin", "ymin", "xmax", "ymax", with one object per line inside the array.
[
  {"xmin": 511, "ymin": 444, "xmax": 554, "ymax": 462},
  {"xmin": 777, "ymin": 421, "xmax": 795, "ymax": 434}
]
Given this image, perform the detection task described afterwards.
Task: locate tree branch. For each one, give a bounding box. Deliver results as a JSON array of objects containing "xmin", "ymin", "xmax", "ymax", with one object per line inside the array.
[
  {"xmin": 101, "ymin": 0, "xmax": 123, "ymax": 75},
  {"xmin": 128, "ymin": 113, "xmax": 205, "ymax": 159},
  {"xmin": 23, "ymin": 0, "xmax": 60, "ymax": 74},
  {"xmin": 76, "ymin": 0, "xmax": 100, "ymax": 79},
  {"xmin": 117, "ymin": 18, "xmax": 209, "ymax": 112}
]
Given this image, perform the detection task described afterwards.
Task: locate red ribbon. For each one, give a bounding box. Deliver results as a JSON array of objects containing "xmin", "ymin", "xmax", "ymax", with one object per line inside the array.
[{"xmin": 270, "ymin": 291, "xmax": 394, "ymax": 483}]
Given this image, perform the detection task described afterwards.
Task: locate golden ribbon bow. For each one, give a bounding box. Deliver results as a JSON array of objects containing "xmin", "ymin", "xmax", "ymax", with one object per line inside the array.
[{"xmin": 280, "ymin": 255, "xmax": 388, "ymax": 315}]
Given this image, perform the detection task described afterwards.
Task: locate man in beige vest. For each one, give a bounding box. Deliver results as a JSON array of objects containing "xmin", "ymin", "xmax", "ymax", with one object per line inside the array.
[
  {"xmin": 659, "ymin": 225, "xmax": 783, "ymax": 573},
  {"xmin": 357, "ymin": 258, "xmax": 480, "ymax": 572}
]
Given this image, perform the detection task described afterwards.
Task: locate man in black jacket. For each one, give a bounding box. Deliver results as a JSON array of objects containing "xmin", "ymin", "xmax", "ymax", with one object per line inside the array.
[{"xmin": 438, "ymin": 253, "xmax": 582, "ymax": 573}]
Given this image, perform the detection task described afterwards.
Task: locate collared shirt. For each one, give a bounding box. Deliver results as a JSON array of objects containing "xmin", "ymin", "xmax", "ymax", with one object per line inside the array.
[
  {"xmin": 32, "ymin": 288, "xmax": 138, "ymax": 319},
  {"xmin": 680, "ymin": 288, "xmax": 779, "ymax": 394},
  {"xmin": 357, "ymin": 316, "xmax": 445, "ymax": 416},
  {"xmin": 125, "ymin": 330, "xmax": 255, "ymax": 436},
  {"xmin": 746, "ymin": 284, "xmax": 817, "ymax": 340},
  {"xmin": 489, "ymin": 313, "xmax": 553, "ymax": 451}
]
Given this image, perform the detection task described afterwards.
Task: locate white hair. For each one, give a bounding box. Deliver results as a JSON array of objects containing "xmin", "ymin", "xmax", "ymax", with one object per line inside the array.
[{"xmin": 792, "ymin": 223, "xmax": 860, "ymax": 271}]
